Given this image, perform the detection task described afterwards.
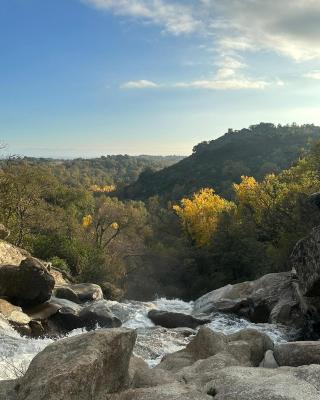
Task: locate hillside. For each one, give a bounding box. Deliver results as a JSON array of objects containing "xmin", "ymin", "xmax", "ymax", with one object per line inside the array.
[{"xmin": 121, "ymin": 123, "xmax": 320, "ymax": 200}]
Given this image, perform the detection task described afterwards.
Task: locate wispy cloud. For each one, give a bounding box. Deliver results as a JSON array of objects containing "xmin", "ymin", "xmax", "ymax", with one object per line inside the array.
[
  {"xmin": 304, "ymin": 70, "xmax": 320, "ymax": 80},
  {"xmin": 82, "ymin": 0, "xmax": 200, "ymax": 34},
  {"xmin": 121, "ymin": 80, "xmax": 160, "ymax": 89}
]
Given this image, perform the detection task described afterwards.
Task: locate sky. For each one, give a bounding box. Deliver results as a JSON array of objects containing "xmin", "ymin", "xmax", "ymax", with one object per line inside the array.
[{"xmin": 1, "ymin": 0, "xmax": 320, "ymax": 157}]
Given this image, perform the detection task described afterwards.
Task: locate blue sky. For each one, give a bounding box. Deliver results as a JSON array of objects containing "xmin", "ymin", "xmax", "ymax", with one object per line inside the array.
[{"xmin": 1, "ymin": 0, "xmax": 320, "ymax": 157}]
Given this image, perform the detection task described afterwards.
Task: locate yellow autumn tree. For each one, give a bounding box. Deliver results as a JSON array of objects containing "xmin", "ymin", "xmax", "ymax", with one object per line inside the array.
[{"xmin": 173, "ymin": 188, "xmax": 235, "ymax": 247}]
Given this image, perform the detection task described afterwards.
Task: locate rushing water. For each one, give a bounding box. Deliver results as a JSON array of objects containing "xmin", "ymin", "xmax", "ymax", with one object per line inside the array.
[{"xmin": 0, "ymin": 298, "xmax": 298, "ymax": 380}]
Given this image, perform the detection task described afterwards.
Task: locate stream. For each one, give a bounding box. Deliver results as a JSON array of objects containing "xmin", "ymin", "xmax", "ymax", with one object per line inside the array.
[{"xmin": 0, "ymin": 297, "xmax": 298, "ymax": 380}]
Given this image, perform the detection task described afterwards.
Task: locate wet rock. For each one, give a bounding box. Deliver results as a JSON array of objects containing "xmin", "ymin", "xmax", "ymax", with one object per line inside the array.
[
  {"xmin": 17, "ymin": 328, "xmax": 137, "ymax": 400},
  {"xmin": 274, "ymin": 341, "xmax": 320, "ymax": 367},
  {"xmin": 259, "ymin": 350, "xmax": 279, "ymax": 369},
  {"xmin": 204, "ymin": 365, "xmax": 320, "ymax": 400},
  {"xmin": 148, "ymin": 310, "xmax": 210, "ymax": 329},
  {"xmin": 25, "ymin": 302, "xmax": 62, "ymax": 320},
  {"xmin": 194, "ymin": 272, "xmax": 304, "ymax": 328},
  {"xmin": 0, "ymin": 257, "xmax": 55, "ymax": 307},
  {"xmin": 79, "ymin": 300, "xmax": 122, "ymax": 329}
]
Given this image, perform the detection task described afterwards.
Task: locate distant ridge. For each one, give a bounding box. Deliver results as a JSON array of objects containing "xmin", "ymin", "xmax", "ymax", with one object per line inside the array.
[{"xmin": 120, "ymin": 123, "xmax": 320, "ymax": 200}]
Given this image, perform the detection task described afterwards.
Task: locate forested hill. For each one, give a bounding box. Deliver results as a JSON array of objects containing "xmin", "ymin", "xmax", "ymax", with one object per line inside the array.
[
  {"xmin": 121, "ymin": 123, "xmax": 320, "ymax": 200},
  {"xmin": 18, "ymin": 155, "xmax": 184, "ymax": 189}
]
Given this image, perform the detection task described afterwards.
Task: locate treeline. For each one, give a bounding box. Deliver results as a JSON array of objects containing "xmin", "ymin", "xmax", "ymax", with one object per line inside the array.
[{"xmin": 20, "ymin": 155, "xmax": 184, "ymax": 190}]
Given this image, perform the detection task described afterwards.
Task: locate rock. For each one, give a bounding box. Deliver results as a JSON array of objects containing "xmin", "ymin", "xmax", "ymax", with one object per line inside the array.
[
  {"xmin": 79, "ymin": 300, "xmax": 122, "ymax": 329},
  {"xmin": 49, "ymin": 296, "xmax": 82, "ymax": 314},
  {"xmin": 157, "ymin": 327, "xmax": 273, "ymax": 373},
  {"xmin": 106, "ymin": 383, "xmax": 212, "ymax": 400},
  {"xmin": 291, "ymin": 225, "xmax": 320, "ymax": 297},
  {"xmin": 0, "ymin": 299, "xmax": 30, "ymax": 326},
  {"xmin": 204, "ymin": 365, "xmax": 320, "ymax": 400},
  {"xmin": 101, "ymin": 282, "xmax": 124, "ymax": 301},
  {"xmin": 176, "ymin": 352, "xmax": 243, "ymax": 387},
  {"xmin": 274, "ymin": 341, "xmax": 320, "ymax": 367},
  {"xmin": 0, "ymin": 224, "xmax": 10, "ymax": 240},
  {"xmin": 25, "ymin": 302, "xmax": 62, "ymax": 320},
  {"xmin": 0, "ymin": 257, "xmax": 55, "ymax": 307},
  {"xmin": 129, "ymin": 357, "xmax": 175, "ymax": 388},
  {"xmin": 259, "ymin": 350, "xmax": 279, "ymax": 368},
  {"xmin": 0, "ymin": 241, "xmax": 28, "ymax": 266},
  {"xmin": 17, "ymin": 328, "xmax": 137, "ymax": 400},
  {"xmin": 148, "ymin": 310, "xmax": 210, "ymax": 329},
  {"xmin": 0, "ymin": 380, "xmax": 17, "ymax": 400},
  {"xmin": 61, "ymin": 283, "xmax": 103, "ymax": 302},
  {"xmin": 227, "ymin": 329, "xmax": 274, "ymax": 366},
  {"xmin": 194, "ymin": 272, "xmax": 303, "ymax": 327},
  {"xmin": 53, "ymin": 286, "xmax": 80, "ymax": 303}
]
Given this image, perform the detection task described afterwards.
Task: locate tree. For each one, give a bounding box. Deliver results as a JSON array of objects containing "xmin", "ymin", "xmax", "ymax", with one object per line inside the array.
[{"xmin": 173, "ymin": 188, "xmax": 235, "ymax": 247}]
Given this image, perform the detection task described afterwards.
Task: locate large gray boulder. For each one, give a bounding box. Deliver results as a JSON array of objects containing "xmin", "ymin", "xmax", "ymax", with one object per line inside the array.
[
  {"xmin": 291, "ymin": 225, "xmax": 320, "ymax": 297},
  {"xmin": 274, "ymin": 341, "xmax": 320, "ymax": 367},
  {"xmin": 16, "ymin": 328, "xmax": 137, "ymax": 400},
  {"xmin": 194, "ymin": 272, "xmax": 304, "ymax": 327},
  {"xmin": 0, "ymin": 257, "xmax": 55, "ymax": 307},
  {"xmin": 157, "ymin": 327, "xmax": 273, "ymax": 373},
  {"xmin": 106, "ymin": 382, "xmax": 212, "ymax": 400},
  {"xmin": 204, "ymin": 365, "xmax": 320, "ymax": 399},
  {"xmin": 147, "ymin": 310, "xmax": 210, "ymax": 329}
]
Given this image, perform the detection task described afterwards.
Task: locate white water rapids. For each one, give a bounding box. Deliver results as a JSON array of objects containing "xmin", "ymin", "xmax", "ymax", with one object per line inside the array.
[{"xmin": 0, "ymin": 298, "xmax": 298, "ymax": 380}]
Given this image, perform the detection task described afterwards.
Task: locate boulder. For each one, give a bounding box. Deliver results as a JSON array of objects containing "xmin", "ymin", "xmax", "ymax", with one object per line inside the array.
[
  {"xmin": 0, "ymin": 380, "xmax": 17, "ymax": 400},
  {"xmin": 259, "ymin": 350, "xmax": 279, "ymax": 369},
  {"xmin": 0, "ymin": 257, "xmax": 55, "ymax": 307},
  {"xmin": 60, "ymin": 283, "xmax": 103, "ymax": 302},
  {"xmin": 17, "ymin": 328, "xmax": 137, "ymax": 400},
  {"xmin": 0, "ymin": 299, "xmax": 30, "ymax": 326},
  {"xmin": 129, "ymin": 357, "xmax": 175, "ymax": 388},
  {"xmin": 101, "ymin": 282, "xmax": 124, "ymax": 301},
  {"xmin": 157, "ymin": 327, "xmax": 273, "ymax": 373},
  {"xmin": 274, "ymin": 341, "xmax": 320, "ymax": 367},
  {"xmin": 147, "ymin": 310, "xmax": 210, "ymax": 329},
  {"xmin": 194, "ymin": 272, "xmax": 303, "ymax": 327},
  {"xmin": 79, "ymin": 300, "xmax": 122, "ymax": 329},
  {"xmin": 204, "ymin": 365, "xmax": 320, "ymax": 400},
  {"xmin": 291, "ymin": 225, "xmax": 320, "ymax": 297},
  {"xmin": 53, "ymin": 286, "xmax": 80, "ymax": 303},
  {"xmin": 106, "ymin": 382, "xmax": 212, "ymax": 400}
]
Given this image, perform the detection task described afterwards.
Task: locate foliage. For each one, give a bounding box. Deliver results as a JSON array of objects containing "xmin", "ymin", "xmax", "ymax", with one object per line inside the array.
[{"xmin": 173, "ymin": 188, "xmax": 235, "ymax": 247}]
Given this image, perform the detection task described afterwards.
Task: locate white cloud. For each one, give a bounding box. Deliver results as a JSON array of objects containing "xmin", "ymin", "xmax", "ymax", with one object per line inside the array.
[
  {"xmin": 175, "ymin": 78, "xmax": 269, "ymax": 90},
  {"xmin": 82, "ymin": 0, "xmax": 200, "ymax": 34},
  {"xmin": 304, "ymin": 70, "xmax": 320, "ymax": 80},
  {"xmin": 121, "ymin": 80, "xmax": 160, "ymax": 89}
]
